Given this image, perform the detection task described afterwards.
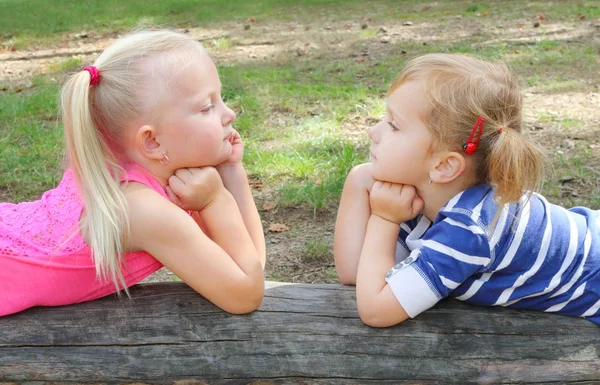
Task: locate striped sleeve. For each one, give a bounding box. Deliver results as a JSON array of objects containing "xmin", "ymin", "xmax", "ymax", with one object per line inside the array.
[{"xmin": 385, "ymin": 212, "xmax": 492, "ymax": 318}]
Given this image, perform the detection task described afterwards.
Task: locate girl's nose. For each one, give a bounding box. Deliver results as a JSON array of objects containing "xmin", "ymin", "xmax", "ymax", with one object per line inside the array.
[
  {"xmin": 223, "ymin": 104, "xmax": 236, "ymax": 126},
  {"xmin": 368, "ymin": 122, "xmax": 380, "ymax": 142}
]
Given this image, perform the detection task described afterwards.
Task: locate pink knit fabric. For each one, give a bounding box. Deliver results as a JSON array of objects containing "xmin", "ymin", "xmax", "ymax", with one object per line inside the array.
[{"xmin": 0, "ymin": 164, "xmax": 166, "ymax": 316}]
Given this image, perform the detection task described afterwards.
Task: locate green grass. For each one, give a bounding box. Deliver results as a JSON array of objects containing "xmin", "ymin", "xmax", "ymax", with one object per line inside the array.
[
  {"xmin": 1, "ymin": 0, "xmax": 598, "ymax": 212},
  {"xmin": 2, "ymin": 0, "xmax": 598, "ymax": 49},
  {"xmin": 211, "ymin": 38, "xmax": 232, "ymax": 50},
  {"xmin": 542, "ymin": 149, "xmax": 600, "ymax": 208},
  {"xmin": 301, "ymin": 239, "xmax": 331, "ymax": 262},
  {"xmin": 48, "ymin": 57, "xmax": 84, "ymax": 73},
  {"xmin": 0, "ymin": 78, "xmax": 63, "ymax": 202},
  {"xmin": 0, "ymin": 0, "xmax": 423, "ymax": 48}
]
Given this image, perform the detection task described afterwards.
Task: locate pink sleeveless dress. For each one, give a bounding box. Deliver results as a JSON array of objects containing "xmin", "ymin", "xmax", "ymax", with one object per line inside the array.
[{"xmin": 0, "ymin": 164, "xmax": 165, "ymax": 316}]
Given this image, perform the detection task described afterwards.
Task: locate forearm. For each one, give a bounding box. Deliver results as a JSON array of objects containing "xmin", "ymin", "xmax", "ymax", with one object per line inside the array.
[
  {"xmin": 334, "ymin": 164, "xmax": 372, "ymax": 285},
  {"xmin": 356, "ymin": 215, "xmax": 409, "ymax": 327},
  {"xmin": 217, "ymin": 163, "xmax": 266, "ymax": 268},
  {"xmin": 198, "ymin": 191, "xmax": 262, "ymax": 278},
  {"xmin": 356, "ymin": 215, "xmax": 399, "ymax": 300}
]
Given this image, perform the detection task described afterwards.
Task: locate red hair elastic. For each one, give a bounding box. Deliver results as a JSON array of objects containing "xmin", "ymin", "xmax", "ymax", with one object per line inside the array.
[
  {"xmin": 82, "ymin": 66, "xmax": 101, "ymax": 86},
  {"xmin": 463, "ymin": 116, "xmax": 485, "ymax": 155}
]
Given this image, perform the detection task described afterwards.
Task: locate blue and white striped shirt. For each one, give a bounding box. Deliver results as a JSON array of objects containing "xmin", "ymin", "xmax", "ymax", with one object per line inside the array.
[{"xmin": 385, "ymin": 184, "xmax": 600, "ymax": 325}]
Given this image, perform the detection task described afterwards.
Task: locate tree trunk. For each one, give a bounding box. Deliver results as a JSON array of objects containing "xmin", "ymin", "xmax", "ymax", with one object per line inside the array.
[{"xmin": 1, "ymin": 282, "xmax": 599, "ymax": 384}]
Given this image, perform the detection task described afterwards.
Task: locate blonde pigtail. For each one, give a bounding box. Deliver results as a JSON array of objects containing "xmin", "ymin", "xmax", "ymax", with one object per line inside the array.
[{"xmin": 487, "ymin": 125, "xmax": 546, "ymax": 209}]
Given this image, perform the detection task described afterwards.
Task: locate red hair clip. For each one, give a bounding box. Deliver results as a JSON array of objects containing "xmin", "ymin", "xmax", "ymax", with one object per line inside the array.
[{"xmin": 463, "ymin": 116, "xmax": 484, "ymax": 155}]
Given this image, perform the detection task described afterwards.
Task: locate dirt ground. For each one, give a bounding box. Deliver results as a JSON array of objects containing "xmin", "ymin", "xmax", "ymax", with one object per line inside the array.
[{"xmin": 2, "ymin": 16, "xmax": 598, "ymax": 284}]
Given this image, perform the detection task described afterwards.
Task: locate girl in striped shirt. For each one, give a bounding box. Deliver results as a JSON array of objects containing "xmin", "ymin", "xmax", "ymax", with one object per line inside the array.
[{"xmin": 334, "ymin": 53, "xmax": 600, "ymax": 327}]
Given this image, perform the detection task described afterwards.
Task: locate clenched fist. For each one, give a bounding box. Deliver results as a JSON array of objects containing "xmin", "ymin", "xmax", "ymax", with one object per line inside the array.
[
  {"xmin": 166, "ymin": 167, "xmax": 225, "ymax": 211},
  {"xmin": 369, "ymin": 182, "xmax": 424, "ymax": 224}
]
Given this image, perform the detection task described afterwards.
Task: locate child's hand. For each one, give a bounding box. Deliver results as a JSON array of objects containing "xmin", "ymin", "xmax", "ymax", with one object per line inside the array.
[
  {"xmin": 369, "ymin": 182, "xmax": 424, "ymax": 224},
  {"xmin": 166, "ymin": 167, "xmax": 225, "ymax": 211},
  {"xmin": 222, "ymin": 129, "xmax": 244, "ymax": 165}
]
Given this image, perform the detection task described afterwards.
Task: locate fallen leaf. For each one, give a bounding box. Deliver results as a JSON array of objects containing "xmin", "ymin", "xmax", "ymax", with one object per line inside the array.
[
  {"xmin": 482, "ymin": 11, "xmax": 489, "ymax": 16},
  {"xmin": 533, "ymin": 22, "xmax": 540, "ymax": 28},
  {"xmin": 250, "ymin": 181, "xmax": 264, "ymax": 189},
  {"xmin": 539, "ymin": 14, "xmax": 545, "ymax": 20},
  {"xmin": 579, "ymin": 14, "xmax": 586, "ymax": 21},
  {"xmin": 249, "ymin": 17, "xmax": 256, "ymax": 23},
  {"xmin": 268, "ymin": 223, "xmax": 289, "ymax": 232},
  {"xmin": 262, "ymin": 201, "xmax": 277, "ymax": 212}
]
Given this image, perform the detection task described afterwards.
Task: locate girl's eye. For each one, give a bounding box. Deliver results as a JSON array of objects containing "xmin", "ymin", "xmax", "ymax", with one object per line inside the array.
[
  {"xmin": 200, "ymin": 104, "xmax": 214, "ymax": 113},
  {"xmin": 387, "ymin": 121, "xmax": 400, "ymax": 131}
]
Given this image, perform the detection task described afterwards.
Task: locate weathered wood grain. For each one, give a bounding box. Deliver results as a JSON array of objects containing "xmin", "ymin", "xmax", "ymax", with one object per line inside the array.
[{"xmin": 1, "ymin": 282, "xmax": 599, "ymax": 384}]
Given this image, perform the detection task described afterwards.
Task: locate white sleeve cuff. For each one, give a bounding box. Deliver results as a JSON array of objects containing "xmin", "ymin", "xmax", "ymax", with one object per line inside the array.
[{"xmin": 385, "ymin": 265, "xmax": 441, "ymax": 318}]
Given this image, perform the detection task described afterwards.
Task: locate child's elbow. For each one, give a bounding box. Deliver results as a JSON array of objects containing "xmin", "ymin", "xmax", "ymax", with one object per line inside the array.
[
  {"xmin": 222, "ymin": 278, "xmax": 264, "ymax": 315},
  {"xmin": 224, "ymin": 297, "xmax": 262, "ymax": 315},
  {"xmin": 359, "ymin": 309, "xmax": 392, "ymax": 328},
  {"xmin": 357, "ymin": 300, "xmax": 407, "ymax": 328},
  {"xmin": 338, "ymin": 273, "xmax": 356, "ymax": 286},
  {"xmin": 333, "ymin": 255, "xmax": 357, "ymax": 285},
  {"xmin": 337, "ymin": 270, "xmax": 356, "ymax": 286}
]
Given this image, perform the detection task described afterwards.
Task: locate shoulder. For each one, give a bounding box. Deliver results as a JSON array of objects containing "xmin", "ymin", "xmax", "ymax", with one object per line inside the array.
[
  {"xmin": 440, "ymin": 185, "xmax": 494, "ymax": 220},
  {"xmin": 423, "ymin": 199, "xmax": 493, "ymax": 269},
  {"xmin": 122, "ymin": 182, "xmax": 198, "ymax": 253}
]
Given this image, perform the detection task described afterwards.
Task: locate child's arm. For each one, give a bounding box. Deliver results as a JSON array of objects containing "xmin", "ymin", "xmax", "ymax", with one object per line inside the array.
[
  {"xmin": 125, "ymin": 167, "xmax": 264, "ymax": 314},
  {"xmin": 356, "ymin": 182, "xmax": 423, "ymax": 327},
  {"xmin": 333, "ymin": 163, "xmax": 375, "ymax": 285},
  {"xmin": 217, "ymin": 129, "xmax": 266, "ymax": 268},
  {"xmin": 216, "ymin": 162, "xmax": 266, "ymax": 268}
]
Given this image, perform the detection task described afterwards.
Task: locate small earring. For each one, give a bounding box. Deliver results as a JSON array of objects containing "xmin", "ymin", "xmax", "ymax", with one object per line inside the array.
[
  {"xmin": 159, "ymin": 154, "xmax": 170, "ymax": 166},
  {"xmin": 428, "ymin": 179, "xmax": 433, "ymax": 185}
]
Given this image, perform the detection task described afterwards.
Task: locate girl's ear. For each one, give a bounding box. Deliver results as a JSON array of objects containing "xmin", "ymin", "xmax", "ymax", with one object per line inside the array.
[
  {"xmin": 429, "ymin": 151, "xmax": 467, "ymax": 184},
  {"xmin": 136, "ymin": 125, "xmax": 164, "ymax": 162}
]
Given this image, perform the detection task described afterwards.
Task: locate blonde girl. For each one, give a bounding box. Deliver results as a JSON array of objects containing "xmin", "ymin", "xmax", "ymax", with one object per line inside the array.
[
  {"xmin": 0, "ymin": 30, "xmax": 265, "ymax": 316},
  {"xmin": 334, "ymin": 53, "xmax": 600, "ymax": 327}
]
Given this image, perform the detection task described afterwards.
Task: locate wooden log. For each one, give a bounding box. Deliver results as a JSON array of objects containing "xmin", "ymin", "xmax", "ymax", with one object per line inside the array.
[{"xmin": 1, "ymin": 281, "xmax": 599, "ymax": 384}]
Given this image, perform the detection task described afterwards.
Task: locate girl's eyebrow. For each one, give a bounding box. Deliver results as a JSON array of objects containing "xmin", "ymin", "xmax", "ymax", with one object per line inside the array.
[
  {"xmin": 191, "ymin": 86, "xmax": 221, "ymax": 103},
  {"xmin": 387, "ymin": 106, "xmax": 408, "ymax": 126}
]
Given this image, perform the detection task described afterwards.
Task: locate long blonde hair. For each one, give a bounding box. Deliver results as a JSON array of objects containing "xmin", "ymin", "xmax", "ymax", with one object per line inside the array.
[
  {"xmin": 390, "ymin": 53, "xmax": 545, "ymax": 210},
  {"xmin": 61, "ymin": 30, "xmax": 205, "ymax": 292}
]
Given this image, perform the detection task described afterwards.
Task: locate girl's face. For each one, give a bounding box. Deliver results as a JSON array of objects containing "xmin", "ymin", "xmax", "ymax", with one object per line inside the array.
[
  {"xmin": 154, "ymin": 51, "xmax": 236, "ymax": 169},
  {"xmin": 368, "ymin": 80, "xmax": 434, "ymax": 187}
]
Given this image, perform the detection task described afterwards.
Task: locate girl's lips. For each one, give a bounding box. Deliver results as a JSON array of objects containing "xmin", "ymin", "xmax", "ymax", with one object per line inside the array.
[{"xmin": 224, "ymin": 131, "xmax": 233, "ymax": 141}]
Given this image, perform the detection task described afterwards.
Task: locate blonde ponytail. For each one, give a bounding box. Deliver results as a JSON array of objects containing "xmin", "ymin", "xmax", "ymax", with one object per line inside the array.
[
  {"xmin": 61, "ymin": 71, "xmax": 129, "ymax": 293},
  {"xmin": 60, "ymin": 29, "xmax": 206, "ymax": 293}
]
